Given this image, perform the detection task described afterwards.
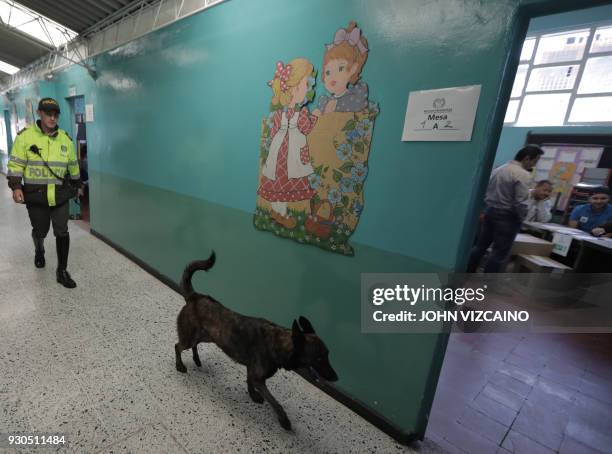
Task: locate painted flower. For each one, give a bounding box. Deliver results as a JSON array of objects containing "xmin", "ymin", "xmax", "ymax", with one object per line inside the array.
[
  {"xmin": 263, "ymin": 137, "xmax": 272, "ymax": 151},
  {"xmin": 352, "ymin": 200, "xmax": 364, "ymax": 217},
  {"xmin": 328, "ymin": 188, "xmax": 342, "ymax": 205},
  {"xmin": 336, "ymin": 143, "xmax": 352, "ymax": 161},
  {"xmin": 266, "ymin": 112, "xmax": 275, "ymax": 130},
  {"xmin": 351, "ymin": 163, "xmax": 368, "ymax": 183},
  {"xmin": 356, "ymin": 119, "xmax": 371, "ymax": 136},
  {"xmin": 340, "ymin": 177, "xmax": 354, "ymax": 193},
  {"xmin": 346, "ymin": 129, "xmax": 361, "ymax": 142},
  {"xmin": 308, "ymin": 173, "xmax": 321, "ymax": 189}
]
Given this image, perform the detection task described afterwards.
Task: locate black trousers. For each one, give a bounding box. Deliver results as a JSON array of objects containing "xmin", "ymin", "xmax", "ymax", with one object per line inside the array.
[
  {"xmin": 26, "ymin": 201, "xmax": 70, "ymax": 239},
  {"xmin": 467, "ymin": 207, "xmax": 522, "ymax": 273}
]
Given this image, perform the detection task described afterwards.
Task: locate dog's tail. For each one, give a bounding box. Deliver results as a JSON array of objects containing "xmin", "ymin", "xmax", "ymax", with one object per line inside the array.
[{"xmin": 180, "ymin": 251, "xmax": 216, "ymax": 298}]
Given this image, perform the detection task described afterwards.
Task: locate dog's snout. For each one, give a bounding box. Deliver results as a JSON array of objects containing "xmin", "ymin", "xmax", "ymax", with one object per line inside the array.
[
  {"xmin": 313, "ymin": 362, "xmax": 338, "ymax": 382},
  {"xmin": 324, "ymin": 368, "xmax": 339, "ymax": 382}
]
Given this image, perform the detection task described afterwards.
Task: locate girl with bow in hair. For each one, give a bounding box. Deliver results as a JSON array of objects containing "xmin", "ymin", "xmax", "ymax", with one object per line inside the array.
[
  {"xmin": 257, "ymin": 58, "xmax": 317, "ymax": 229},
  {"xmin": 313, "ymin": 22, "xmax": 369, "ymax": 116}
]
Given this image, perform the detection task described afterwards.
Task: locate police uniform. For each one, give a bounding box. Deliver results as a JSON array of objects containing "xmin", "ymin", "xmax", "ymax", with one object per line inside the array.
[{"xmin": 6, "ymin": 97, "xmax": 81, "ymax": 288}]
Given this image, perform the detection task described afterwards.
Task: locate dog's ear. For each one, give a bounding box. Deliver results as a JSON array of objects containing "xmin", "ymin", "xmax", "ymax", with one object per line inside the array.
[
  {"xmin": 298, "ymin": 316, "xmax": 316, "ymax": 334},
  {"xmin": 292, "ymin": 320, "xmax": 304, "ymax": 344}
]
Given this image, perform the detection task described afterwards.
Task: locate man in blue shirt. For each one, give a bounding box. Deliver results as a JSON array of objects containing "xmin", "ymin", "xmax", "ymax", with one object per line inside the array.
[{"xmin": 569, "ymin": 187, "xmax": 612, "ymax": 235}]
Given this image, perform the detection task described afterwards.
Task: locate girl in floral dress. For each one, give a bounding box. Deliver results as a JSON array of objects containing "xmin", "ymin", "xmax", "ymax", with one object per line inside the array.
[{"xmin": 258, "ymin": 58, "xmax": 317, "ymax": 229}]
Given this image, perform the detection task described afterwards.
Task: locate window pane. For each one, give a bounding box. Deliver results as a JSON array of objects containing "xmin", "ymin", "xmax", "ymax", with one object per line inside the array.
[
  {"xmin": 511, "ymin": 64, "xmax": 529, "ymax": 98},
  {"xmin": 0, "ymin": 0, "xmax": 76, "ymax": 47},
  {"xmin": 516, "ymin": 93, "xmax": 571, "ymax": 126},
  {"xmin": 504, "ymin": 100, "xmax": 520, "ymax": 123},
  {"xmin": 569, "ymin": 96, "xmax": 612, "ymax": 123},
  {"xmin": 577, "ymin": 56, "xmax": 612, "ymax": 94},
  {"xmin": 0, "ymin": 59, "xmax": 20, "ymax": 75},
  {"xmin": 534, "ymin": 29, "xmax": 589, "ymax": 64},
  {"xmin": 590, "ymin": 26, "xmax": 612, "ymax": 53},
  {"xmin": 526, "ymin": 64, "xmax": 579, "ymax": 92},
  {"xmin": 520, "ymin": 38, "xmax": 536, "ymax": 61}
]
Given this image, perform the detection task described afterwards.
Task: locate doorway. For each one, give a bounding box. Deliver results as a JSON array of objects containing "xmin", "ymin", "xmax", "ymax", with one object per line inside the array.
[
  {"xmin": 426, "ymin": 5, "xmax": 612, "ymax": 454},
  {"xmin": 66, "ymin": 95, "xmax": 89, "ymax": 224}
]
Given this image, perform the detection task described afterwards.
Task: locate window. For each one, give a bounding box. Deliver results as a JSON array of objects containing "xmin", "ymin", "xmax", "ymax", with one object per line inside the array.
[
  {"xmin": 517, "ymin": 93, "xmax": 571, "ymax": 126},
  {"xmin": 0, "ymin": 1, "xmax": 77, "ymax": 48},
  {"xmin": 505, "ymin": 23, "xmax": 612, "ymax": 126},
  {"xmin": 577, "ymin": 56, "xmax": 612, "ymax": 93},
  {"xmin": 533, "ymin": 30, "xmax": 590, "ymax": 64},
  {"xmin": 511, "ymin": 64, "xmax": 529, "ymax": 97},
  {"xmin": 520, "ymin": 38, "xmax": 537, "ymax": 61},
  {"xmin": 590, "ymin": 25, "xmax": 612, "ymax": 53},
  {"xmin": 0, "ymin": 60, "xmax": 20, "ymax": 75}
]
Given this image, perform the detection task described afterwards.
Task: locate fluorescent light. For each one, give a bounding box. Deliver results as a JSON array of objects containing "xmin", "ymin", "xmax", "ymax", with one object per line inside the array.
[{"xmin": 0, "ymin": 60, "xmax": 20, "ymax": 75}]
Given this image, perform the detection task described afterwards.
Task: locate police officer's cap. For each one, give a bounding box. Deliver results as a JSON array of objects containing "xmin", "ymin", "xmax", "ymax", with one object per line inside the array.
[{"xmin": 38, "ymin": 97, "xmax": 61, "ymax": 114}]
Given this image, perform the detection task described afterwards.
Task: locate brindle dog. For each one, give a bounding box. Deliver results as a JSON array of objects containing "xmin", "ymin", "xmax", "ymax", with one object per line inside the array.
[{"xmin": 175, "ymin": 252, "xmax": 338, "ymax": 430}]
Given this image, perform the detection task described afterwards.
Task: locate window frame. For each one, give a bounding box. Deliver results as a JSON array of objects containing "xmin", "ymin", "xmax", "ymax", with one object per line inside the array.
[{"xmin": 505, "ymin": 22, "xmax": 612, "ymax": 127}]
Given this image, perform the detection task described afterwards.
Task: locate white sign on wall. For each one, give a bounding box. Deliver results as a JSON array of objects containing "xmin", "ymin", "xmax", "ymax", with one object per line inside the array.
[
  {"xmin": 401, "ymin": 85, "xmax": 481, "ymax": 142},
  {"xmin": 68, "ymin": 86, "xmax": 77, "ymax": 97},
  {"xmin": 85, "ymin": 104, "xmax": 94, "ymax": 122}
]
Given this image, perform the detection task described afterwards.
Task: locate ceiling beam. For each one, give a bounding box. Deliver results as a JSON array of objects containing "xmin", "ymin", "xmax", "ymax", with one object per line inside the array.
[
  {"xmin": 51, "ymin": 0, "xmax": 106, "ymax": 26},
  {"xmin": 0, "ymin": 23, "xmax": 54, "ymax": 51},
  {"xmin": 80, "ymin": 0, "xmax": 115, "ymax": 15},
  {"xmin": 16, "ymin": 2, "xmax": 91, "ymax": 32},
  {"xmin": 96, "ymin": 0, "xmax": 126, "ymax": 10}
]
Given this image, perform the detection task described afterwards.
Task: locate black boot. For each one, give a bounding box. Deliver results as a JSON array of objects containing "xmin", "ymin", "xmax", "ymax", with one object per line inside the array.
[
  {"xmin": 56, "ymin": 235, "xmax": 76, "ymax": 289},
  {"xmin": 33, "ymin": 235, "xmax": 45, "ymax": 268}
]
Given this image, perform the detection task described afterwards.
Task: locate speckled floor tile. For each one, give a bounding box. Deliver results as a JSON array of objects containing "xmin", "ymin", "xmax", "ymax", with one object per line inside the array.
[
  {"xmin": 0, "ymin": 186, "xmax": 422, "ymax": 453},
  {"xmin": 98, "ymin": 423, "xmax": 188, "ymax": 454}
]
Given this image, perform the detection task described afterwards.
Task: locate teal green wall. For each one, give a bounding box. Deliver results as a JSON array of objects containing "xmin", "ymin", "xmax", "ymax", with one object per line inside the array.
[
  {"xmin": 529, "ymin": 2, "xmax": 612, "ymax": 32},
  {"xmin": 2, "ymin": 0, "xmax": 609, "ymax": 439},
  {"xmin": 495, "ymin": 3, "xmax": 612, "ymax": 167}
]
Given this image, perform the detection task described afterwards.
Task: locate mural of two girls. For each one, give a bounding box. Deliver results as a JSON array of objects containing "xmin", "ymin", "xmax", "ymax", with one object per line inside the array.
[{"xmin": 255, "ymin": 22, "xmax": 379, "ymax": 256}]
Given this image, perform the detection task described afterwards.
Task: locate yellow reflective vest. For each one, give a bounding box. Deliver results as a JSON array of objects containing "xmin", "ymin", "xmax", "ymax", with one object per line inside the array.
[{"xmin": 7, "ymin": 121, "xmax": 80, "ymax": 207}]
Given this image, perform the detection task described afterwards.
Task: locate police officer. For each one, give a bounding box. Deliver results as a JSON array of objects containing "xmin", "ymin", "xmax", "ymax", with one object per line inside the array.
[{"xmin": 7, "ymin": 97, "xmax": 81, "ymax": 288}]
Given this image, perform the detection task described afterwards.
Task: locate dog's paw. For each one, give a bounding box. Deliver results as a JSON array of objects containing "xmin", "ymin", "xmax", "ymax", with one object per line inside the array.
[
  {"xmin": 249, "ymin": 391, "xmax": 264, "ymax": 404},
  {"xmin": 176, "ymin": 363, "xmax": 187, "ymax": 373},
  {"xmin": 279, "ymin": 416, "xmax": 292, "ymax": 431},
  {"xmin": 193, "ymin": 357, "xmax": 202, "ymax": 367}
]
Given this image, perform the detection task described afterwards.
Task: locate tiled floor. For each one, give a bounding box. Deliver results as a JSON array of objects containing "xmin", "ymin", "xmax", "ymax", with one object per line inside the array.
[
  {"xmin": 427, "ymin": 332, "xmax": 612, "ymax": 454},
  {"xmin": 0, "ymin": 185, "xmax": 439, "ymax": 453}
]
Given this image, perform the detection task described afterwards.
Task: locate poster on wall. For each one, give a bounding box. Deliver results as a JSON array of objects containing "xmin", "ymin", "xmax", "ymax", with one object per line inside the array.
[
  {"xmin": 85, "ymin": 104, "xmax": 94, "ymax": 122},
  {"xmin": 253, "ymin": 22, "xmax": 379, "ymax": 256},
  {"xmin": 541, "ymin": 145, "xmax": 604, "ymax": 211}
]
